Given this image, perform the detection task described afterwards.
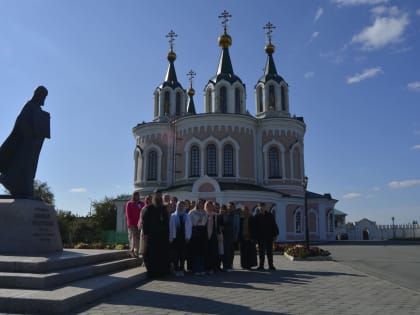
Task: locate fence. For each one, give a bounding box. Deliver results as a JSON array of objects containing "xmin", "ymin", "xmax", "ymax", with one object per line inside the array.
[{"xmin": 101, "ymin": 231, "xmax": 128, "ymax": 244}]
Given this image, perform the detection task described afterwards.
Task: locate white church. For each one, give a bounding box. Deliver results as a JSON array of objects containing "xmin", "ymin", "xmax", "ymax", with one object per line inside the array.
[{"xmin": 116, "ymin": 11, "xmax": 338, "ymax": 242}]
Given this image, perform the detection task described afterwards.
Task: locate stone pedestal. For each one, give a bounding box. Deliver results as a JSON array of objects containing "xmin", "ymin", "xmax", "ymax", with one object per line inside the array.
[{"xmin": 0, "ymin": 198, "xmax": 62, "ymax": 255}]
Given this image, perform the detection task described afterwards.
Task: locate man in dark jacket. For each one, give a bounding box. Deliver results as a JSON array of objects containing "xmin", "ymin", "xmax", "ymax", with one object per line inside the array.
[{"xmin": 254, "ymin": 202, "xmax": 279, "ymax": 270}]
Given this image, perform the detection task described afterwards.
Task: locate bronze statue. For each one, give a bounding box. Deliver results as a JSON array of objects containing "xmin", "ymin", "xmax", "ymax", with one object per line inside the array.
[{"xmin": 0, "ymin": 86, "xmax": 50, "ymax": 197}]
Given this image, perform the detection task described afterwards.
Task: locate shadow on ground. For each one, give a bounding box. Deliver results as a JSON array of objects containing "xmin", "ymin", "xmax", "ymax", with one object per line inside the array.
[{"xmin": 73, "ymin": 268, "xmax": 363, "ymax": 315}]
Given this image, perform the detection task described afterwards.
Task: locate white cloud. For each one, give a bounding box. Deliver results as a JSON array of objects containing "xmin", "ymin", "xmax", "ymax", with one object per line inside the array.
[
  {"xmin": 347, "ymin": 67, "xmax": 382, "ymax": 84},
  {"xmin": 388, "ymin": 179, "xmax": 420, "ymax": 189},
  {"xmin": 304, "ymin": 72, "xmax": 315, "ymax": 79},
  {"xmin": 333, "ymin": 0, "xmax": 388, "ymax": 6},
  {"xmin": 314, "ymin": 7, "xmax": 324, "ymax": 22},
  {"xmin": 372, "ymin": 186, "xmax": 381, "ymax": 192},
  {"xmin": 411, "ymin": 144, "xmax": 420, "ymax": 150},
  {"xmin": 311, "ymin": 32, "xmax": 320, "ymax": 41},
  {"xmin": 417, "ymin": 9, "xmax": 420, "ymax": 16},
  {"xmin": 69, "ymin": 187, "xmax": 87, "ymax": 193},
  {"xmin": 352, "ymin": 12, "xmax": 409, "ymax": 50},
  {"xmin": 343, "ymin": 192, "xmax": 362, "ymax": 199},
  {"xmin": 407, "ymin": 81, "xmax": 420, "ymax": 92},
  {"xmin": 371, "ymin": 5, "xmax": 400, "ymax": 17}
]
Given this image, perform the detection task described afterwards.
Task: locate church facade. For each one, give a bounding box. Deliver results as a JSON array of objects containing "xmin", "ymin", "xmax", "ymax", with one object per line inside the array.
[{"xmin": 117, "ymin": 13, "xmax": 337, "ymax": 242}]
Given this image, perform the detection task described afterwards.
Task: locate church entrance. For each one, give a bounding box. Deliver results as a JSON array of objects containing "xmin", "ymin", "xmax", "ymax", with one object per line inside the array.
[{"xmin": 362, "ymin": 229, "xmax": 369, "ymax": 240}]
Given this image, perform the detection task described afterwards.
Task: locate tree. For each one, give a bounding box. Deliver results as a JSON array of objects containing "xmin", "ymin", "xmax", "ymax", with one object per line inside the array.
[
  {"xmin": 56, "ymin": 210, "xmax": 76, "ymax": 244},
  {"xmin": 34, "ymin": 180, "xmax": 55, "ymax": 205},
  {"xmin": 92, "ymin": 196, "xmax": 117, "ymax": 231}
]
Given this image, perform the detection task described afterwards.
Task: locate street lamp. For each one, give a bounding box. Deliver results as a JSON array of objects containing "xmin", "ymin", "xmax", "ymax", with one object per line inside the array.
[
  {"xmin": 413, "ymin": 220, "xmax": 418, "ymax": 239},
  {"xmin": 302, "ymin": 176, "xmax": 310, "ymax": 250},
  {"xmin": 391, "ymin": 216, "xmax": 395, "ymax": 239}
]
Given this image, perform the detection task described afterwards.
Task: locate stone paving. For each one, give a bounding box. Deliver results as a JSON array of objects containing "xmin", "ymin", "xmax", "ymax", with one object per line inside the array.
[{"xmin": 67, "ymin": 254, "xmax": 420, "ymax": 315}]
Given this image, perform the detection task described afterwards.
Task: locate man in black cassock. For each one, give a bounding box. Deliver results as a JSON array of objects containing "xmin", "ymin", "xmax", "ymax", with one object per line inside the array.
[
  {"xmin": 0, "ymin": 86, "xmax": 50, "ymax": 197},
  {"xmin": 141, "ymin": 189, "xmax": 170, "ymax": 278}
]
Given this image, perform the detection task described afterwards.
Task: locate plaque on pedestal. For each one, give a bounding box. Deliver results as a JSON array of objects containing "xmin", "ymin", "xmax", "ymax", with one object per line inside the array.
[{"xmin": 0, "ymin": 198, "xmax": 63, "ymax": 255}]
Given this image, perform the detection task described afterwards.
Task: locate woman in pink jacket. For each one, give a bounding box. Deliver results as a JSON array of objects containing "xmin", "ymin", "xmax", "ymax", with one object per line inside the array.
[{"xmin": 125, "ymin": 191, "xmax": 144, "ymax": 257}]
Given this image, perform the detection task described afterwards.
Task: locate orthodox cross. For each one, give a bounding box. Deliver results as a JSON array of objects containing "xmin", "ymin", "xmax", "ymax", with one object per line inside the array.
[
  {"xmin": 166, "ymin": 30, "xmax": 178, "ymax": 51},
  {"xmin": 187, "ymin": 69, "xmax": 196, "ymax": 89},
  {"xmin": 263, "ymin": 22, "xmax": 276, "ymax": 44},
  {"xmin": 218, "ymin": 10, "xmax": 232, "ymax": 33}
]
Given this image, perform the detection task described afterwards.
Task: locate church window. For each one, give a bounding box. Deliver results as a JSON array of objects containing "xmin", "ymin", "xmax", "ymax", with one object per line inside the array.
[
  {"xmin": 268, "ymin": 147, "xmax": 280, "ymax": 178},
  {"xmin": 147, "ymin": 151, "xmax": 157, "ymax": 181},
  {"xmin": 206, "ymin": 144, "xmax": 217, "ymax": 176},
  {"xmin": 328, "ymin": 211, "xmax": 334, "ymax": 233},
  {"xmin": 206, "ymin": 89, "xmax": 212, "ymax": 112},
  {"xmin": 281, "ymin": 85, "xmax": 287, "ymax": 111},
  {"xmin": 235, "ymin": 88, "xmax": 241, "ymax": 114},
  {"xmin": 293, "ymin": 147, "xmax": 302, "ymax": 179},
  {"xmin": 269, "ymin": 85, "xmax": 275, "ymax": 109},
  {"xmin": 220, "ymin": 86, "xmax": 227, "ymax": 113},
  {"xmin": 175, "ymin": 92, "xmax": 181, "ymax": 115},
  {"xmin": 223, "ymin": 144, "xmax": 234, "ymax": 176},
  {"xmin": 190, "ymin": 145, "xmax": 200, "ymax": 177},
  {"xmin": 154, "ymin": 93, "xmax": 159, "ymax": 117},
  {"xmin": 164, "ymin": 91, "xmax": 170, "ymax": 115},
  {"xmin": 295, "ymin": 211, "xmax": 302, "ymax": 233},
  {"xmin": 257, "ymin": 86, "xmax": 263, "ymax": 112}
]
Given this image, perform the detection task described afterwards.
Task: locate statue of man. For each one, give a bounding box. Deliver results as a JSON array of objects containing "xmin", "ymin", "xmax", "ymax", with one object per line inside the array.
[{"xmin": 0, "ymin": 86, "xmax": 50, "ymax": 197}]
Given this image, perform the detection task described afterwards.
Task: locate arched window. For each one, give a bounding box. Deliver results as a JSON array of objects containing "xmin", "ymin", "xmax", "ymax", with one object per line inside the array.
[
  {"xmin": 281, "ymin": 85, "xmax": 287, "ymax": 111},
  {"xmin": 257, "ymin": 86, "xmax": 263, "ymax": 112},
  {"xmin": 154, "ymin": 93, "xmax": 159, "ymax": 117},
  {"xmin": 148, "ymin": 151, "xmax": 157, "ymax": 180},
  {"xmin": 235, "ymin": 87, "xmax": 241, "ymax": 114},
  {"xmin": 164, "ymin": 91, "xmax": 170, "ymax": 115},
  {"xmin": 220, "ymin": 86, "xmax": 227, "ymax": 113},
  {"xmin": 223, "ymin": 144, "xmax": 234, "ymax": 176},
  {"xmin": 175, "ymin": 92, "xmax": 181, "ymax": 115},
  {"xmin": 190, "ymin": 145, "xmax": 200, "ymax": 177},
  {"xmin": 206, "ymin": 89, "xmax": 212, "ymax": 112},
  {"xmin": 206, "ymin": 144, "xmax": 217, "ymax": 176},
  {"xmin": 328, "ymin": 211, "xmax": 334, "ymax": 233},
  {"xmin": 268, "ymin": 147, "xmax": 280, "ymax": 178},
  {"xmin": 268, "ymin": 85, "xmax": 275, "ymax": 109},
  {"xmin": 293, "ymin": 147, "xmax": 302, "ymax": 179},
  {"xmin": 295, "ymin": 211, "xmax": 302, "ymax": 233}
]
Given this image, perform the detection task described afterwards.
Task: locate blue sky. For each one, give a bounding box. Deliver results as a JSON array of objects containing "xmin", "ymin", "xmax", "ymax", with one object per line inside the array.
[{"xmin": 1, "ymin": 0, "xmax": 419, "ymax": 225}]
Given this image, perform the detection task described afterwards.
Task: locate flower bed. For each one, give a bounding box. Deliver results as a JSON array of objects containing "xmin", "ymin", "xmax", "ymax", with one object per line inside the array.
[{"xmin": 274, "ymin": 243, "xmax": 332, "ymax": 261}]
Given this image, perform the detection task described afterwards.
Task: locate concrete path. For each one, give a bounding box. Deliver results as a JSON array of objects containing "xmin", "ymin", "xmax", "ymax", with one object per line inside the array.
[
  {"xmin": 68, "ymin": 251, "xmax": 420, "ymax": 315},
  {"xmin": 321, "ymin": 241, "xmax": 420, "ymax": 293}
]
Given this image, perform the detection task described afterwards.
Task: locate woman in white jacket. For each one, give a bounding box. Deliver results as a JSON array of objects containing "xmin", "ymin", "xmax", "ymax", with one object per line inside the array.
[{"xmin": 169, "ymin": 200, "xmax": 192, "ymax": 276}]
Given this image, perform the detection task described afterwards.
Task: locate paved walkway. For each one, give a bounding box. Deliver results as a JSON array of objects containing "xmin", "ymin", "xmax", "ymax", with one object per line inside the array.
[{"xmin": 70, "ymin": 254, "xmax": 420, "ymax": 315}]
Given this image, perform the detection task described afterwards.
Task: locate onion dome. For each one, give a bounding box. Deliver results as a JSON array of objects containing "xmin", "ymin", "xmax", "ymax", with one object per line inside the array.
[
  {"xmin": 186, "ymin": 70, "xmax": 196, "ymax": 114},
  {"xmin": 257, "ymin": 22, "xmax": 286, "ymax": 85},
  {"xmin": 160, "ymin": 30, "xmax": 183, "ymax": 89},
  {"xmin": 209, "ymin": 10, "xmax": 243, "ymax": 85}
]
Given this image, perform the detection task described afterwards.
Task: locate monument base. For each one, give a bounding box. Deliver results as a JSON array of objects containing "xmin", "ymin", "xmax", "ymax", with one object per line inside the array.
[{"xmin": 0, "ymin": 198, "xmax": 62, "ymax": 255}]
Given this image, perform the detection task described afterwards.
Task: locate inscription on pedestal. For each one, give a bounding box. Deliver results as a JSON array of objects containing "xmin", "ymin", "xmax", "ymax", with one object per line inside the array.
[{"xmin": 32, "ymin": 207, "xmax": 55, "ymax": 242}]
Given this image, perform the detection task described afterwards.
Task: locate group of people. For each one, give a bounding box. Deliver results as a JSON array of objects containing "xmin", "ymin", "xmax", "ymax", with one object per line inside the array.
[{"xmin": 125, "ymin": 189, "xmax": 279, "ymax": 278}]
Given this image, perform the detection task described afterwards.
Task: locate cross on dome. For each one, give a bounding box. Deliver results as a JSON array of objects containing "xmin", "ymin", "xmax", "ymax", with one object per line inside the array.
[
  {"xmin": 218, "ymin": 10, "xmax": 232, "ymax": 33},
  {"xmin": 187, "ymin": 69, "xmax": 196, "ymax": 89},
  {"xmin": 166, "ymin": 30, "xmax": 178, "ymax": 52},
  {"xmin": 263, "ymin": 22, "xmax": 276, "ymax": 44}
]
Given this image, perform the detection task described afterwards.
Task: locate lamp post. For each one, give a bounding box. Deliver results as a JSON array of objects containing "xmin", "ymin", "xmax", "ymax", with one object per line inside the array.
[
  {"xmin": 303, "ymin": 176, "xmax": 309, "ymax": 250},
  {"xmin": 391, "ymin": 216, "xmax": 395, "ymax": 239}
]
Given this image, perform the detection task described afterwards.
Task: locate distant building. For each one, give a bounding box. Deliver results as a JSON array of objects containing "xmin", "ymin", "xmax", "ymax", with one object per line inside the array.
[{"xmin": 116, "ymin": 13, "xmax": 338, "ymax": 242}]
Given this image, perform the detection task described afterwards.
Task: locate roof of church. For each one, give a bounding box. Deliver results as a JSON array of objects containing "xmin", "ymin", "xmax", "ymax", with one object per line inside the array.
[
  {"xmin": 334, "ymin": 209, "xmax": 347, "ymax": 216},
  {"xmin": 159, "ymin": 54, "xmax": 183, "ymax": 89},
  {"xmin": 163, "ymin": 182, "xmax": 290, "ymax": 197},
  {"xmin": 307, "ymin": 191, "xmax": 337, "ymax": 201}
]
